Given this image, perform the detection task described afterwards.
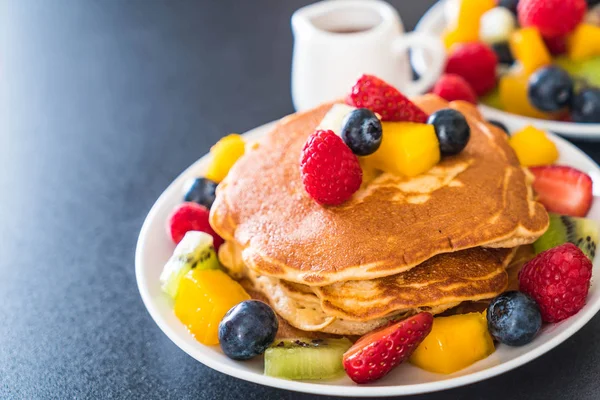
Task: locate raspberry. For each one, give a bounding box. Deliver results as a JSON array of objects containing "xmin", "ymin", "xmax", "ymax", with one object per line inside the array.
[
  {"xmin": 518, "ymin": 0, "xmax": 587, "ymax": 38},
  {"xmin": 300, "ymin": 130, "xmax": 362, "ymax": 205},
  {"xmin": 346, "ymin": 74, "xmax": 429, "ymax": 123},
  {"xmin": 167, "ymin": 202, "xmax": 224, "ymax": 249},
  {"xmin": 431, "ymin": 73, "xmax": 478, "ymax": 104},
  {"xmin": 519, "ymin": 243, "xmax": 592, "ymax": 322},
  {"xmin": 445, "ymin": 42, "xmax": 498, "ymax": 96}
]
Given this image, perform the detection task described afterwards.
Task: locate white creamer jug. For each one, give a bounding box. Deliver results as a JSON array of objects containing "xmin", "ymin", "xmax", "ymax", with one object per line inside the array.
[{"xmin": 291, "ymin": 0, "xmax": 446, "ymax": 111}]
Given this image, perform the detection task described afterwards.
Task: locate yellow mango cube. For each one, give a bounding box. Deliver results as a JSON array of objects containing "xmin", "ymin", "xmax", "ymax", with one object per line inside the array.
[
  {"xmin": 499, "ymin": 73, "xmax": 557, "ymax": 120},
  {"xmin": 362, "ymin": 122, "xmax": 440, "ymax": 178},
  {"xmin": 174, "ymin": 269, "xmax": 250, "ymax": 345},
  {"xmin": 205, "ymin": 134, "xmax": 245, "ymax": 183},
  {"xmin": 567, "ymin": 24, "xmax": 600, "ymax": 62},
  {"xmin": 410, "ymin": 312, "xmax": 495, "ymax": 374},
  {"xmin": 444, "ymin": 0, "xmax": 495, "ymax": 50},
  {"xmin": 510, "ymin": 28, "xmax": 551, "ymax": 74},
  {"xmin": 509, "ymin": 125, "xmax": 559, "ymax": 167}
]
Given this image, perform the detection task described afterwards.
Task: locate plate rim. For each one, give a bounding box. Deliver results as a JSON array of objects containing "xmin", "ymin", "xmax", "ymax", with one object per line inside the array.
[
  {"xmin": 411, "ymin": 0, "xmax": 600, "ymax": 139},
  {"xmin": 136, "ymin": 120, "xmax": 600, "ymax": 397}
]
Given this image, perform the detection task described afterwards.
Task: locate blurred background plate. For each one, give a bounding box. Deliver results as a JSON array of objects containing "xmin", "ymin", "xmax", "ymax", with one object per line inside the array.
[{"xmin": 411, "ymin": 0, "xmax": 600, "ymax": 140}]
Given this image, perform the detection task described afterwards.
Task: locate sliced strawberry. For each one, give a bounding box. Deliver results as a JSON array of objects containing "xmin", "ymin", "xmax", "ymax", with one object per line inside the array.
[
  {"xmin": 342, "ymin": 312, "xmax": 433, "ymax": 384},
  {"xmin": 345, "ymin": 74, "xmax": 429, "ymax": 123},
  {"xmin": 529, "ymin": 165, "xmax": 593, "ymax": 217}
]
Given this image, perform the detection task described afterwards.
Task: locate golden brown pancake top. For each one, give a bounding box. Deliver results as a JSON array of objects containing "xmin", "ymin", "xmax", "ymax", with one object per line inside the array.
[{"xmin": 210, "ymin": 95, "xmax": 548, "ymax": 286}]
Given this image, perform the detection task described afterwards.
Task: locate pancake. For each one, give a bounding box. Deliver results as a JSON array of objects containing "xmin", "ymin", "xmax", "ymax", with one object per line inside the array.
[
  {"xmin": 242, "ymin": 268, "xmax": 454, "ymax": 336},
  {"xmin": 210, "ymin": 95, "xmax": 548, "ymax": 286},
  {"xmin": 220, "ymin": 241, "xmax": 508, "ymax": 335},
  {"xmin": 313, "ymin": 247, "xmax": 513, "ymax": 321}
]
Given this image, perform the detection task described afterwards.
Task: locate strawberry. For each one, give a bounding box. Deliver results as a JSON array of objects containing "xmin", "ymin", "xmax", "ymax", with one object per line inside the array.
[
  {"xmin": 431, "ymin": 73, "xmax": 478, "ymax": 104},
  {"xmin": 518, "ymin": 0, "xmax": 587, "ymax": 38},
  {"xmin": 345, "ymin": 74, "xmax": 429, "ymax": 122},
  {"xmin": 529, "ymin": 165, "xmax": 593, "ymax": 217},
  {"xmin": 342, "ymin": 312, "xmax": 433, "ymax": 384}
]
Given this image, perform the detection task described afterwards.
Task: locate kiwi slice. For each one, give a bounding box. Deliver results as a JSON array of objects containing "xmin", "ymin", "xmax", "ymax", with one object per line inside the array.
[
  {"xmin": 160, "ymin": 231, "xmax": 220, "ymax": 298},
  {"xmin": 264, "ymin": 338, "xmax": 352, "ymax": 380},
  {"xmin": 533, "ymin": 213, "xmax": 599, "ymax": 260}
]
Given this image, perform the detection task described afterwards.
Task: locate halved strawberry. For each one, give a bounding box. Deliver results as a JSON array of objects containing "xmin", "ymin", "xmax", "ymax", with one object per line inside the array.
[
  {"xmin": 342, "ymin": 312, "xmax": 433, "ymax": 384},
  {"xmin": 529, "ymin": 165, "xmax": 593, "ymax": 217},
  {"xmin": 345, "ymin": 74, "xmax": 429, "ymax": 123}
]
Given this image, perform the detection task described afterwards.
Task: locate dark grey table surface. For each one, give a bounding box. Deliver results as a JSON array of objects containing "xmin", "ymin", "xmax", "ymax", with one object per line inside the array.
[{"xmin": 2, "ymin": 0, "xmax": 600, "ymax": 399}]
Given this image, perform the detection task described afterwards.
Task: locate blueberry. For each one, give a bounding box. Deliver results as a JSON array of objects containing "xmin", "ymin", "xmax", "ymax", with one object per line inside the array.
[
  {"xmin": 571, "ymin": 88, "xmax": 600, "ymax": 123},
  {"xmin": 487, "ymin": 119, "xmax": 510, "ymax": 135},
  {"xmin": 184, "ymin": 177, "xmax": 218, "ymax": 209},
  {"xmin": 498, "ymin": 0, "xmax": 519, "ymax": 15},
  {"xmin": 341, "ymin": 108, "xmax": 382, "ymax": 156},
  {"xmin": 487, "ymin": 291, "xmax": 542, "ymax": 346},
  {"xmin": 219, "ymin": 300, "xmax": 278, "ymax": 360},
  {"xmin": 427, "ymin": 109, "xmax": 470, "ymax": 156},
  {"xmin": 528, "ymin": 66, "xmax": 574, "ymax": 112},
  {"xmin": 491, "ymin": 42, "xmax": 514, "ymax": 66}
]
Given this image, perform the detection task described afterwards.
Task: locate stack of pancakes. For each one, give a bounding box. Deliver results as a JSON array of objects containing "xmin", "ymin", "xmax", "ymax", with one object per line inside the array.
[{"xmin": 210, "ymin": 95, "xmax": 549, "ymax": 336}]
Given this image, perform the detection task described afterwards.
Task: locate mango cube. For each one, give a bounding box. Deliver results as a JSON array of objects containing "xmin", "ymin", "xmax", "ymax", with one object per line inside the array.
[
  {"xmin": 410, "ymin": 312, "xmax": 495, "ymax": 374},
  {"xmin": 509, "ymin": 125, "xmax": 559, "ymax": 167},
  {"xmin": 205, "ymin": 134, "xmax": 245, "ymax": 183},
  {"xmin": 174, "ymin": 269, "xmax": 250, "ymax": 345},
  {"xmin": 443, "ymin": 0, "xmax": 495, "ymax": 49},
  {"xmin": 567, "ymin": 24, "xmax": 600, "ymax": 62},
  {"xmin": 509, "ymin": 28, "xmax": 551, "ymax": 74},
  {"xmin": 362, "ymin": 122, "xmax": 440, "ymax": 178}
]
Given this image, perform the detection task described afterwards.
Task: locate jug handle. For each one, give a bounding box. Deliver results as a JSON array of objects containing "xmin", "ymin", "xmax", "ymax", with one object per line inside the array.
[{"xmin": 392, "ymin": 32, "xmax": 446, "ymax": 96}]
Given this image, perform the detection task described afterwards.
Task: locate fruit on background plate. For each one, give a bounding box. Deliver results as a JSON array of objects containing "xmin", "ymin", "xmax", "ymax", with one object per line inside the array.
[
  {"xmin": 499, "ymin": 73, "xmax": 556, "ymax": 119},
  {"xmin": 159, "ymin": 230, "xmax": 220, "ymax": 299},
  {"xmin": 410, "ymin": 312, "xmax": 495, "ymax": 374},
  {"xmin": 264, "ymin": 338, "xmax": 353, "ymax": 380},
  {"xmin": 509, "ymin": 27, "xmax": 551, "ymax": 74},
  {"xmin": 174, "ymin": 268, "xmax": 250, "ymax": 345},
  {"xmin": 533, "ymin": 213, "xmax": 599, "ymax": 259},
  {"xmin": 567, "ymin": 23, "xmax": 600, "ymax": 61}
]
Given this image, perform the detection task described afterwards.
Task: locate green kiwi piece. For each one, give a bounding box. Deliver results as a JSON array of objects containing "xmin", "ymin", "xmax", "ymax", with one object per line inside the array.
[
  {"xmin": 533, "ymin": 213, "xmax": 599, "ymax": 260},
  {"xmin": 264, "ymin": 338, "xmax": 352, "ymax": 380},
  {"xmin": 160, "ymin": 231, "xmax": 220, "ymax": 298}
]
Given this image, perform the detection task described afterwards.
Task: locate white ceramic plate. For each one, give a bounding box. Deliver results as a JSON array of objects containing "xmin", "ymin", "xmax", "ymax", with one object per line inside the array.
[
  {"xmin": 411, "ymin": 0, "xmax": 600, "ymax": 140},
  {"xmin": 136, "ymin": 120, "xmax": 600, "ymax": 397}
]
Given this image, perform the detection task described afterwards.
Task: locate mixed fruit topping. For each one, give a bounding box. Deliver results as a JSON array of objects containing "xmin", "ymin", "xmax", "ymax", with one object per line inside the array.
[
  {"xmin": 302, "ymin": 74, "xmax": 471, "ymax": 205},
  {"xmin": 157, "ymin": 74, "xmax": 596, "ymax": 384},
  {"xmin": 433, "ymin": 0, "xmax": 600, "ymax": 123}
]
